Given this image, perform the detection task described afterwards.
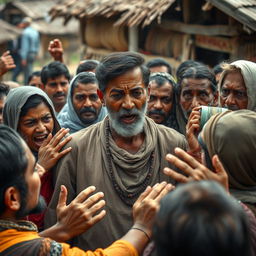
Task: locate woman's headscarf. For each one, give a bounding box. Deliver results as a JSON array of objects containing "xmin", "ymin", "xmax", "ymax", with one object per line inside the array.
[
  {"xmin": 218, "ymin": 60, "xmax": 256, "ymax": 111},
  {"xmin": 202, "ymin": 110, "xmax": 256, "ymax": 203},
  {"xmin": 3, "ymin": 86, "xmax": 60, "ymax": 135},
  {"xmin": 57, "ymin": 72, "xmax": 108, "ymax": 134}
]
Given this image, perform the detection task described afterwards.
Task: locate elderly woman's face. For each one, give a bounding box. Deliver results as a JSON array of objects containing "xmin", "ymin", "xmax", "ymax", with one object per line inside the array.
[
  {"xmin": 18, "ymin": 102, "xmax": 54, "ymax": 152},
  {"xmin": 220, "ymin": 72, "xmax": 248, "ymax": 110}
]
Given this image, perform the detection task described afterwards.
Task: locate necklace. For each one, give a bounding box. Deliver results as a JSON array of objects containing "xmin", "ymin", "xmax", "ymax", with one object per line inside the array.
[
  {"xmin": 0, "ymin": 220, "xmax": 38, "ymax": 232},
  {"xmin": 105, "ymin": 120, "xmax": 154, "ymax": 206}
]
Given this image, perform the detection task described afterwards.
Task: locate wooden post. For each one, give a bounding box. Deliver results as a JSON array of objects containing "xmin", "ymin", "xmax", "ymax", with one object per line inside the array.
[{"xmin": 128, "ymin": 26, "xmax": 138, "ymax": 52}]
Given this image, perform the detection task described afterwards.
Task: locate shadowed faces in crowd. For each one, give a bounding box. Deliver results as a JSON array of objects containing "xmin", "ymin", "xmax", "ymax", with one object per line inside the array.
[
  {"xmin": 220, "ymin": 70, "xmax": 248, "ymax": 110},
  {"xmin": 72, "ymin": 73, "xmax": 102, "ymax": 124},
  {"xmin": 178, "ymin": 65, "xmax": 217, "ymax": 118},
  {"xmin": 41, "ymin": 61, "xmax": 70, "ymax": 113},
  {"xmin": 147, "ymin": 73, "xmax": 175, "ymax": 125}
]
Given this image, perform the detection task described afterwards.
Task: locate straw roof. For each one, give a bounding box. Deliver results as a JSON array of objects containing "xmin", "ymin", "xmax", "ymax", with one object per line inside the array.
[
  {"xmin": 2, "ymin": 1, "xmax": 79, "ymax": 35},
  {"xmin": 0, "ymin": 20, "xmax": 21, "ymax": 44},
  {"xmin": 208, "ymin": 0, "xmax": 256, "ymax": 32},
  {"xmin": 50, "ymin": 0, "xmax": 176, "ymax": 27}
]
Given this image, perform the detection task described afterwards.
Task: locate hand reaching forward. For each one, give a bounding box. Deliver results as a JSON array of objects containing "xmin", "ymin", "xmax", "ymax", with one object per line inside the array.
[
  {"xmin": 48, "ymin": 39, "xmax": 64, "ymax": 63},
  {"xmin": 40, "ymin": 185, "xmax": 106, "ymax": 242},
  {"xmin": 164, "ymin": 147, "xmax": 229, "ymax": 192},
  {"xmin": 132, "ymin": 182, "xmax": 174, "ymax": 238},
  {"xmin": 38, "ymin": 128, "xmax": 72, "ymax": 171},
  {"xmin": 0, "ymin": 51, "xmax": 16, "ymax": 76},
  {"xmin": 55, "ymin": 185, "xmax": 106, "ymax": 241}
]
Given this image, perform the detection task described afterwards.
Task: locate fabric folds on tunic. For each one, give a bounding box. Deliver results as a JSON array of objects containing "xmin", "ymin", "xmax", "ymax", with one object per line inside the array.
[{"xmin": 45, "ymin": 116, "xmax": 187, "ymax": 251}]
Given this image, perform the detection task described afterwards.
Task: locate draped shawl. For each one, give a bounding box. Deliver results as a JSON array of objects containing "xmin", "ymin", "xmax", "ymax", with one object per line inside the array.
[
  {"xmin": 57, "ymin": 72, "xmax": 108, "ymax": 133},
  {"xmin": 3, "ymin": 86, "xmax": 60, "ymax": 135},
  {"xmin": 202, "ymin": 110, "xmax": 256, "ymax": 204},
  {"xmin": 218, "ymin": 60, "xmax": 256, "ymax": 111}
]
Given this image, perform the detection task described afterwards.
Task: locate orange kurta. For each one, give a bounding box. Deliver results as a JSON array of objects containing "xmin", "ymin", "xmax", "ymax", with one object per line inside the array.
[{"xmin": 0, "ymin": 229, "xmax": 138, "ymax": 256}]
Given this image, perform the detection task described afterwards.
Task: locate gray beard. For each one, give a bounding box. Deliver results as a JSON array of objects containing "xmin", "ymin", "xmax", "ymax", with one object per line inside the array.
[{"xmin": 108, "ymin": 102, "xmax": 147, "ymax": 137}]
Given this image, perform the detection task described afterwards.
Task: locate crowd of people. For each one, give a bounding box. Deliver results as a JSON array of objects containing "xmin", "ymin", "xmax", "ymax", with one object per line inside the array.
[{"xmin": 0, "ymin": 36, "xmax": 255, "ymax": 256}]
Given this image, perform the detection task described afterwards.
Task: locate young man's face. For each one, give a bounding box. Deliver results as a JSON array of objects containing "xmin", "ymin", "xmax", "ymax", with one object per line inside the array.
[
  {"xmin": 43, "ymin": 75, "xmax": 69, "ymax": 112},
  {"xmin": 220, "ymin": 72, "xmax": 248, "ymax": 111},
  {"xmin": 147, "ymin": 80, "xmax": 173, "ymax": 124},
  {"xmin": 72, "ymin": 82, "xmax": 102, "ymax": 124},
  {"xmin": 103, "ymin": 67, "xmax": 149, "ymax": 137}
]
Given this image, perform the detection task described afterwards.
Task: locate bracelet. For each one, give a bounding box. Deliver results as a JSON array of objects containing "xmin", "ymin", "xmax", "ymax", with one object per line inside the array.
[{"xmin": 131, "ymin": 227, "xmax": 151, "ymax": 241}]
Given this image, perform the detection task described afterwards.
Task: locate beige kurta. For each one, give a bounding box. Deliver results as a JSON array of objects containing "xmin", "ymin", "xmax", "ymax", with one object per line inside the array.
[{"xmin": 44, "ymin": 117, "xmax": 187, "ymax": 251}]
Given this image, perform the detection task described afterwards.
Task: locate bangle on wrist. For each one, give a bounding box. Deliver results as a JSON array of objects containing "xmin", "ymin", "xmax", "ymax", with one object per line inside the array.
[{"xmin": 131, "ymin": 226, "xmax": 150, "ymax": 241}]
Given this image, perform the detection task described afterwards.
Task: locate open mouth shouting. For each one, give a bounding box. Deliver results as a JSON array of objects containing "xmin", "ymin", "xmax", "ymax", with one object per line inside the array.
[
  {"xmin": 33, "ymin": 133, "xmax": 49, "ymax": 148},
  {"xmin": 120, "ymin": 114, "xmax": 138, "ymax": 124}
]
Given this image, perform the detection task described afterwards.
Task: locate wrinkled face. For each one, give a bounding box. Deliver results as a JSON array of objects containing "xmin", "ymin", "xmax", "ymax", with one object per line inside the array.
[
  {"xmin": 18, "ymin": 102, "xmax": 54, "ymax": 152},
  {"xmin": 72, "ymin": 82, "xmax": 102, "ymax": 124},
  {"xmin": 104, "ymin": 67, "xmax": 149, "ymax": 137},
  {"xmin": 180, "ymin": 78, "xmax": 215, "ymax": 117},
  {"xmin": 0, "ymin": 96, "xmax": 6, "ymax": 124},
  {"xmin": 220, "ymin": 72, "xmax": 248, "ymax": 111},
  {"xmin": 147, "ymin": 80, "xmax": 173, "ymax": 124},
  {"xmin": 28, "ymin": 76, "xmax": 43, "ymax": 89},
  {"xmin": 44, "ymin": 75, "xmax": 69, "ymax": 111},
  {"xmin": 23, "ymin": 143, "xmax": 41, "ymax": 213},
  {"xmin": 149, "ymin": 65, "xmax": 169, "ymax": 73}
]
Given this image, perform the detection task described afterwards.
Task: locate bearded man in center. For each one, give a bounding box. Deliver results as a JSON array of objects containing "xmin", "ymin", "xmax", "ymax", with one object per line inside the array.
[{"xmin": 45, "ymin": 52, "xmax": 187, "ymax": 250}]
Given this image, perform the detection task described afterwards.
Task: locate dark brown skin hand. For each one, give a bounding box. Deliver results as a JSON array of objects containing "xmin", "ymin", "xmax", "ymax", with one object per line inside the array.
[
  {"xmin": 164, "ymin": 147, "xmax": 229, "ymax": 192},
  {"xmin": 37, "ymin": 128, "xmax": 72, "ymax": 171},
  {"xmin": 186, "ymin": 106, "xmax": 202, "ymax": 154},
  {"xmin": 132, "ymin": 182, "xmax": 174, "ymax": 237},
  {"xmin": 0, "ymin": 51, "xmax": 16, "ymax": 76},
  {"xmin": 40, "ymin": 185, "xmax": 106, "ymax": 242},
  {"xmin": 48, "ymin": 39, "xmax": 64, "ymax": 63}
]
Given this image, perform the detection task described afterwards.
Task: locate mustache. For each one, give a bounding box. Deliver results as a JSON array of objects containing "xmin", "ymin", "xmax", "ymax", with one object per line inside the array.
[
  {"xmin": 118, "ymin": 108, "xmax": 141, "ymax": 117},
  {"xmin": 79, "ymin": 107, "xmax": 96, "ymax": 115},
  {"xmin": 148, "ymin": 109, "xmax": 165, "ymax": 116},
  {"xmin": 53, "ymin": 92, "xmax": 66, "ymax": 98}
]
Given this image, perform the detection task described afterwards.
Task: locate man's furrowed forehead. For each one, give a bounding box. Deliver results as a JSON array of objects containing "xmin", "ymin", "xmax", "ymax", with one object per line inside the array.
[
  {"xmin": 181, "ymin": 78, "xmax": 212, "ymax": 91},
  {"xmin": 107, "ymin": 67, "xmax": 145, "ymax": 90}
]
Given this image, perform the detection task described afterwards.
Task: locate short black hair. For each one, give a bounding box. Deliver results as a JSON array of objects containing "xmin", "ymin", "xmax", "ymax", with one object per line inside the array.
[
  {"xmin": 176, "ymin": 60, "xmax": 203, "ymax": 83},
  {"xmin": 41, "ymin": 61, "xmax": 71, "ymax": 85},
  {"xmin": 71, "ymin": 72, "xmax": 98, "ymax": 97},
  {"xmin": 146, "ymin": 58, "xmax": 172, "ymax": 74},
  {"xmin": 96, "ymin": 52, "xmax": 150, "ymax": 92},
  {"xmin": 177, "ymin": 64, "xmax": 217, "ymax": 95},
  {"xmin": 0, "ymin": 83, "xmax": 10, "ymax": 99},
  {"xmin": 0, "ymin": 125, "xmax": 28, "ymax": 215},
  {"xmin": 154, "ymin": 181, "xmax": 250, "ymax": 256},
  {"xmin": 76, "ymin": 60, "xmax": 100, "ymax": 74},
  {"xmin": 28, "ymin": 71, "xmax": 41, "ymax": 84}
]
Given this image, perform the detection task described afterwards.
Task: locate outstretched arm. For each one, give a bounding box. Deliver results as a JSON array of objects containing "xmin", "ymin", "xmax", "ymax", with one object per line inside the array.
[
  {"xmin": 121, "ymin": 182, "xmax": 174, "ymax": 254},
  {"xmin": 39, "ymin": 185, "xmax": 106, "ymax": 242},
  {"xmin": 164, "ymin": 147, "xmax": 229, "ymax": 192},
  {"xmin": 0, "ymin": 51, "xmax": 16, "ymax": 76}
]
